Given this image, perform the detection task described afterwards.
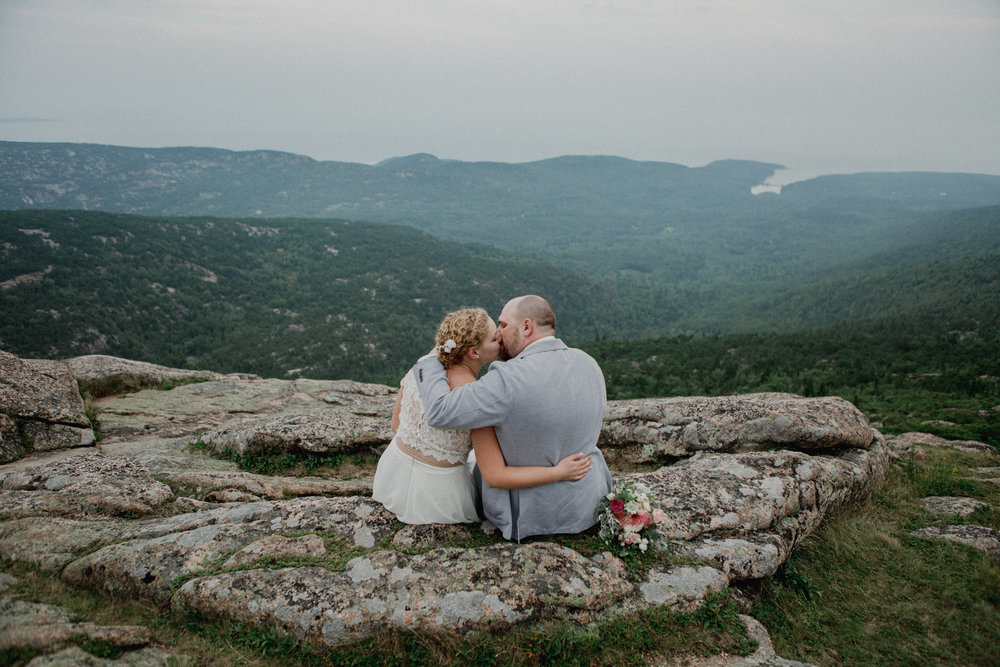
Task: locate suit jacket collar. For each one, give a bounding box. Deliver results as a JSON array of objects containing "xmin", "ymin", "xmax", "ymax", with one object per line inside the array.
[{"xmin": 515, "ymin": 337, "xmax": 567, "ymax": 360}]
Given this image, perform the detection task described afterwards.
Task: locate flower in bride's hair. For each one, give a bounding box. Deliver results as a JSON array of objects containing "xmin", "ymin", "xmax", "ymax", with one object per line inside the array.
[{"xmin": 440, "ymin": 339, "xmax": 457, "ymax": 354}]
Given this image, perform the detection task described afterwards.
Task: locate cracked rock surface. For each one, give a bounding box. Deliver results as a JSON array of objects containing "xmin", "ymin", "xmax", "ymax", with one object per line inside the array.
[{"xmin": 0, "ymin": 351, "xmax": 906, "ymax": 658}]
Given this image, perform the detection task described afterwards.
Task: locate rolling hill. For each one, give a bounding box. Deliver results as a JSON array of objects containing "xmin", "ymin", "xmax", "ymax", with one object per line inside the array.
[
  {"xmin": 2, "ymin": 142, "xmax": 999, "ymax": 382},
  {"xmin": 0, "ymin": 210, "xmax": 640, "ymax": 383}
]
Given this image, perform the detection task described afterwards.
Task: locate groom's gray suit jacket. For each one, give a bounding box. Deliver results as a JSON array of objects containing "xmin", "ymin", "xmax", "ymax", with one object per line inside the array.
[{"xmin": 415, "ymin": 337, "xmax": 612, "ymax": 540}]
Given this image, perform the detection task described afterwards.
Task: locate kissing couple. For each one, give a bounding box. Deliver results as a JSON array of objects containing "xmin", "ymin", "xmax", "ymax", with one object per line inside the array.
[{"xmin": 372, "ymin": 294, "xmax": 613, "ymax": 541}]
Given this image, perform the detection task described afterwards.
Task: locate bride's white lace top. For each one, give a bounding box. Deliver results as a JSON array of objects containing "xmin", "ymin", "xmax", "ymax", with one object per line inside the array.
[{"xmin": 395, "ymin": 368, "xmax": 472, "ymax": 464}]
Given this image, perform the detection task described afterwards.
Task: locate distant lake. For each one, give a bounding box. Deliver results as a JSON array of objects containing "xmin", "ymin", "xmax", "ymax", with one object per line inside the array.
[{"xmin": 751, "ymin": 167, "xmax": 829, "ymax": 195}]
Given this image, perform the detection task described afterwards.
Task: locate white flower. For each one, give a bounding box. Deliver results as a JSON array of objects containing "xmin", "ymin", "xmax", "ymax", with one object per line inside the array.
[{"xmin": 440, "ymin": 339, "xmax": 457, "ymax": 354}]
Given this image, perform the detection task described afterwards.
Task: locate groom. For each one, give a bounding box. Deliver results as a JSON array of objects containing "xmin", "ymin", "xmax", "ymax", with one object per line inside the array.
[{"xmin": 415, "ymin": 294, "xmax": 613, "ymax": 541}]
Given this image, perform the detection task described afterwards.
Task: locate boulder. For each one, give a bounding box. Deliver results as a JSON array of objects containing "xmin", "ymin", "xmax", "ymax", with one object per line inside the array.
[
  {"xmin": 60, "ymin": 496, "xmax": 399, "ymax": 602},
  {"xmin": 621, "ymin": 442, "xmax": 890, "ymax": 580},
  {"xmin": 92, "ymin": 376, "xmax": 395, "ymax": 443},
  {"xmin": 2, "ymin": 353, "xmax": 90, "ymax": 426},
  {"xmin": 886, "ymin": 432, "xmax": 998, "ymax": 457},
  {"xmin": 197, "ymin": 408, "xmax": 393, "ymax": 459},
  {"xmin": 0, "ymin": 596, "xmax": 150, "ymax": 653},
  {"xmin": 172, "ymin": 542, "xmax": 633, "ymax": 647},
  {"xmin": 0, "ymin": 451, "xmax": 174, "ymax": 519},
  {"xmin": 910, "ymin": 525, "xmax": 1000, "ymax": 564},
  {"xmin": 919, "ymin": 496, "xmax": 987, "ymax": 517},
  {"xmin": 601, "ymin": 394, "xmax": 876, "ymax": 463},
  {"xmin": 0, "ymin": 351, "xmax": 95, "ymax": 463},
  {"xmin": 65, "ymin": 354, "xmax": 221, "ymax": 396}
]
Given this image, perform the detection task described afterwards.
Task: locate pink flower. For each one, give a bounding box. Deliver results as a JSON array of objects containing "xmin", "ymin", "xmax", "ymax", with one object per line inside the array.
[{"xmin": 652, "ymin": 509, "xmax": 667, "ymax": 524}]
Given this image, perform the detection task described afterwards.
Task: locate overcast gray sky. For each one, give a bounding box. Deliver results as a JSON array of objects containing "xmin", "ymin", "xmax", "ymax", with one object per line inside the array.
[{"xmin": 2, "ymin": 0, "xmax": 999, "ymax": 183}]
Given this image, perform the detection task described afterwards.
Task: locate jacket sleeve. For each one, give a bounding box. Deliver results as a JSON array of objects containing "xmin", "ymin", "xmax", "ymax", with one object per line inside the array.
[{"xmin": 413, "ymin": 355, "xmax": 512, "ymax": 430}]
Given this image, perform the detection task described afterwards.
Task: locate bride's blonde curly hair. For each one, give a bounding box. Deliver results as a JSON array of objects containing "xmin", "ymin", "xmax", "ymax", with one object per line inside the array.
[{"xmin": 435, "ymin": 308, "xmax": 491, "ymax": 369}]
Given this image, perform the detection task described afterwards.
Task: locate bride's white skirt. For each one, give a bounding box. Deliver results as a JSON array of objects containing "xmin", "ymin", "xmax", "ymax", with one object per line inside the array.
[{"xmin": 372, "ymin": 439, "xmax": 480, "ymax": 524}]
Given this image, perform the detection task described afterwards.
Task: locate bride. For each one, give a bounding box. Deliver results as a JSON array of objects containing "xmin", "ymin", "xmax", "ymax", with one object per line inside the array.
[{"xmin": 372, "ymin": 307, "xmax": 592, "ymax": 524}]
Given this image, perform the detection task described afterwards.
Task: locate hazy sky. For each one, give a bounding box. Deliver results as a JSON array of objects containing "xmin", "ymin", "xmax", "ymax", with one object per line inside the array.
[{"xmin": 2, "ymin": 0, "xmax": 999, "ymax": 182}]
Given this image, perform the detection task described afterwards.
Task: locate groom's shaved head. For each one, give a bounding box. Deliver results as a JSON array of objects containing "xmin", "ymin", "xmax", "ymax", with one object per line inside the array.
[
  {"xmin": 497, "ymin": 294, "xmax": 557, "ymax": 359},
  {"xmin": 509, "ymin": 295, "xmax": 556, "ymax": 332}
]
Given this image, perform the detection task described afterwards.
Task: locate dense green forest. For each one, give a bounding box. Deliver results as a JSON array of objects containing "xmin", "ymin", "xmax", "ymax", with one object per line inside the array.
[
  {"xmin": 2, "ymin": 206, "xmax": 998, "ymax": 392},
  {"xmin": 0, "ymin": 210, "xmax": 647, "ymax": 383},
  {"xmin": 583, "ymin": 317, "xmax": 1000, "ymax": 447}
]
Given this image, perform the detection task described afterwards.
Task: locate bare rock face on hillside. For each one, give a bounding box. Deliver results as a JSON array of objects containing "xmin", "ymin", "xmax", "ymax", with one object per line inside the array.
[
  {"xmin": 0, "ymin": 350, "xmax": 890, "ymax": 659},
  {"xmin": 0, "ymin": 350, "xmax": 95, "ymax": 464}
]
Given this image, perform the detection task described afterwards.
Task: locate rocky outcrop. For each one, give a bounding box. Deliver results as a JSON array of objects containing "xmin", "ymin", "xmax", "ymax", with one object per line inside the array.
[
  {"xmin": 0, "ymin": 351, "xmax": 96, "ymax": 463},
  {"xmin": 0, "ymin": 596, "xmax": 151, "ymax": 655},
  {"xmin": 601, "ymin": 394, "xmax": 877, "ymax": 463},
  {"xmin": 92, "ymin": 374, "xmax": 395, "ymax": 444},
  {"xmin": 0, "ymin": 451, "xmax": 175, "ymax": 519},
  {"xmin": 65, "ymin": 354, "xmax": 222, "ymax": 397},
  {"xmin": 196, "ymin": 407, "xmax": 393, "ymax": 459},
  {"xmin": 620, "ymin": 444, "xmax": 888, "ymax": 580},
  {"xmin": 172, "ymin": 542, "xmax": 632, "ymax": 644},
  {"xmin": 0, "ymin": 576, "xmax": 183, "ymax": 665},
  {"xmin": 1, "ymin": 445, "xmax": 890, "ymax": 648},
  {"xmin": 911, "ymin": 525, "xmax": 1000, "ymax": 564},
  {"xmin": 886, "ymin": 432, "xmax": 999, "ymax": 457},
  {"xmin": 0, "ymin": 351, "xmax": 896, "ymax": 657},
  {"xmin": 920, "ymin": 496, "xmax": 987, "ymax": 517}
]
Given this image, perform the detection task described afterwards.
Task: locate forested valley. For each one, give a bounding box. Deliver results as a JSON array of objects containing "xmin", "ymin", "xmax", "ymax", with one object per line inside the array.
[{"xmin": 2, "ymin": 142, "xmax": 999, "ymax": 448}]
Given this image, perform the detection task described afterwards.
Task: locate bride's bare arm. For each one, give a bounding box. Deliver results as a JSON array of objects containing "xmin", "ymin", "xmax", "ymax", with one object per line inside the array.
[
  {"xmin": 472, "ymin": 426, "xmax": 591, "ymax": 489},
  {"xmin": 390, "ymin": 391, "xmax": 402, "ymax": 433}
]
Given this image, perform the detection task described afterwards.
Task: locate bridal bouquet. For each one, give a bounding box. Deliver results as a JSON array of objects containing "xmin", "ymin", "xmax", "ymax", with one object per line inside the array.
[{"xmin": 596, "ymin": 481, "xmax": 667, "ymax": 555}]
